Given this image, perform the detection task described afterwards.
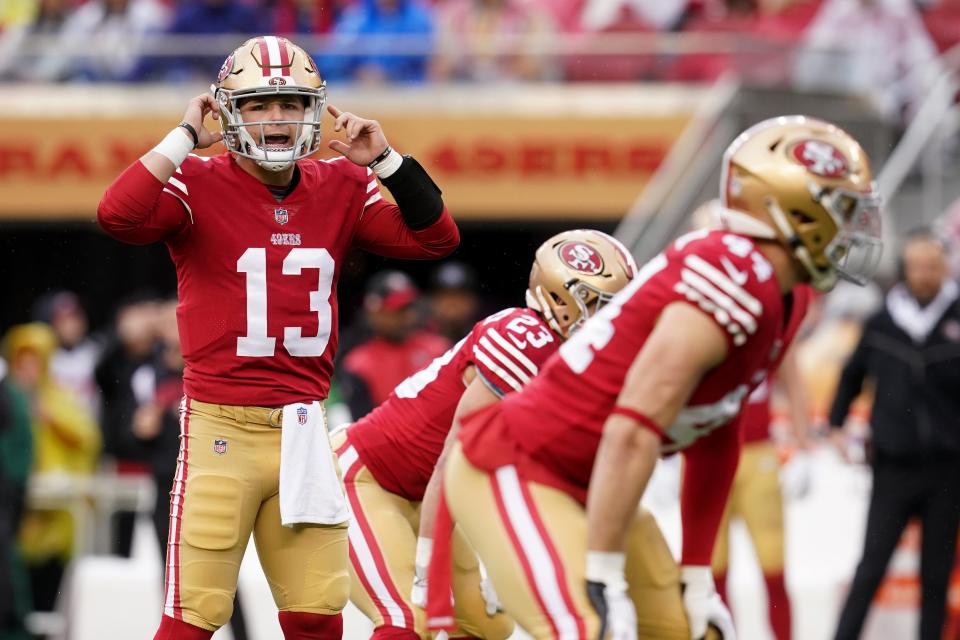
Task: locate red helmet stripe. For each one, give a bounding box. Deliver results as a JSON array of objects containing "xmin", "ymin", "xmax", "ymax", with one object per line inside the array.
[
  {"xmin": 278, "ymin": 38, "xmax": 291, "ymax": 76},
  {"xmin": 257, "ymin": 37, "xmax": 271, "ymax": 77}
]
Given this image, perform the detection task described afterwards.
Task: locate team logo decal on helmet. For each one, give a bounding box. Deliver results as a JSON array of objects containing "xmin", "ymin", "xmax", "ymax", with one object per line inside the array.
[
  {"xmin": 790, "ymin": 140, "xmax": 849, "ymax": 178},
  {"xmin": 527, "ymin": 230, "xmax": 636, "ymax": 338},
  {"xmin": 217, "ymin": 53, "xmax": 235, "ymax": 84},
  {"xmin": 269, "ymin": 77, "xmax": 286, "ymax": 86},
  {"xmin": 558, "ymin": 241, "xmax": 604, "ymax": 275}
]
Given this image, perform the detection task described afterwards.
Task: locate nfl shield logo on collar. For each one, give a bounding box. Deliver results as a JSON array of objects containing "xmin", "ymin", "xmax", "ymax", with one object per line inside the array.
[
  {"xmin": 213, "ymin": 439, "xmax": 228, "ymax": 455},
  {"xmin": 274, "ymin": 208, "xmax": 289, "ymax": 225},
  {"xmin": 297, "ymin": 406, "xmax": 308, "ymax": 425}
]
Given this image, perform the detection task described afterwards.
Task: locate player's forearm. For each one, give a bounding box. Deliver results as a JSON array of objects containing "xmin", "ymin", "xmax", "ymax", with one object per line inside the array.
[
  {"xmin": 98, "ymin": 128, "xmax": 194, "ymax": 244},
  {"xmin": 359, "ymin": 204, "xmax": 460, "ymax": 259},
  {"xmin": 586, "ymin": 416, "xmax": 660, "ymax": 552},
  {"xmin": 419, "ymin": 465, "xmax": 444, "ymax": 540},
  {"xmin": 141, "ymin": 127, "xmax": 194, "ymax": 183},
  {"xmin": 377, "ymin": 153, "xmax": 445, "ymax": 230},
  {"xmin": 408, "ymin": 207, "xmax": 460, "ymax": 257},
  {"xmin": 97, "ymin": 161, "xmax": 171, "ymax": 244},
  {"xmin": 679, "ymin": 428, "xmax": 739, "ymax": 565}
]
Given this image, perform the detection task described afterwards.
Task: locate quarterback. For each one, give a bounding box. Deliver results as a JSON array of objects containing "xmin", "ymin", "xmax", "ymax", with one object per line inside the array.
[
  {"xmin": 97, "ymin": 36, "xmax": 458, "ymax": 640},
  {"xmin": 437, "ymin": 117, "xmax": 882, "ymax": 639},
  {"xmin": 332, "ymin": 230, "xmax": 635, "ymax": 640}
]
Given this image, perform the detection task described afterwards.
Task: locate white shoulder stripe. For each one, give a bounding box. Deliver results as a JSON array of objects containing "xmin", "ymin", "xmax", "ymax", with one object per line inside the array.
[
  {"xmin": 162, "ymin": 188, "xmax": 194, "ymax": 224},
  {"xmin": 167, "ymin": 176, "xmax": 189, "ymax": 196},
  {"xmin": 485, "ymin": 328, "xmax": 538, "ymax": 377},
  {"xmin": 477, "ymin": 336, "xmax": 531, "ymax": 385},
  {"xmin": 681, "ymin": 269, "xmax": 756, "ymax": 334},
  {"xmin": 367, "ymin": 179, "xmax": 378, "ymax": 193},
  {"xmin": 187, "ymin": 153, "xmax": 212, "ymax": 162},
  {"xmin": 472, "ymin": 346, "xmax": 522, "ymax": 392},
  {"xmin": 319, "ymin": 156, "xmax": 349, "ymax": 164},
  {"xmin": 684, "ymin": 254, "xmax": 762, "ymax": 316},
  {"xmin": 364, "ymin": 193, "xmax": 382, "ymax": 208}
]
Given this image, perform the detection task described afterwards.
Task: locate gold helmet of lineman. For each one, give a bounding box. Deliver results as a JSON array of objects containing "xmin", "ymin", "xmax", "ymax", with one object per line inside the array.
[
  {"xmin": 526, "ymin": 230, "xmax": 638, "ymax": 338},
  {"xmin": 717, "ymin": 115, "xmax": 882, "ymax": 292},
  {"xmin": 213, "ymin": 36, "xmax": 326, "ymax": 172}
]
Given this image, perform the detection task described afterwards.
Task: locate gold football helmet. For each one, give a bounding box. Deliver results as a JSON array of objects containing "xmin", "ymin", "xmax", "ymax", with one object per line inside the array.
[
  {"xmin": 526, "ymin": 230, "xmax": 638, "ymax": 338},
  {"xmin": 213, "ymin": 36, "xmax": 326, "ymax": 172},
  {"xmin": 717, "ymin": 115, "xmax": 882, "ymax": 292}
]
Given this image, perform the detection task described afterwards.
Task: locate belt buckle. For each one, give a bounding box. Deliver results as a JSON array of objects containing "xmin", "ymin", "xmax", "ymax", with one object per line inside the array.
[{"xmin": 268, "ymin": 408, "xmax": 283, "ymax": 428}]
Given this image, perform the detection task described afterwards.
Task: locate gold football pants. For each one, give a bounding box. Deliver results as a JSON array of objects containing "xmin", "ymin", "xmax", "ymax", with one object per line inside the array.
[
  {"xmin": 444, "ymin": 445, "xmax": 690, "ymax": 640},
  {"xmin": 161, "ymin": 399, "xmax": 349, "ymax": 631},
  {"xmin": 332, "ymin": 430, "xmax": 514, "ymax": 640}
]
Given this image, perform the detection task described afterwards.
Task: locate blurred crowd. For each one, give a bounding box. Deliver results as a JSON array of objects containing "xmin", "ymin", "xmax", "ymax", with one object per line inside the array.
[{"xmin": 0, "ymin": 0, "xmax": 956, "ymax": 115}]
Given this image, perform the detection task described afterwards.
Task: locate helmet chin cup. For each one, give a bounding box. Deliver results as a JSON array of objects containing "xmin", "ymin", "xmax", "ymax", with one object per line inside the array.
[{"xmin": 256, "ymin": 158, "xmax": 294, "ymax": 172}]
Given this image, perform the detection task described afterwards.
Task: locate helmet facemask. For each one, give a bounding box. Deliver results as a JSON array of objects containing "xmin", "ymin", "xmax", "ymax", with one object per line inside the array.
[
  {"xmin": 215, "ymin": 84, "xmax": 326, "ymax": 172},
  {"xmin": 767, "ymin": 181, "xmax": 883, "ymax": 292}
]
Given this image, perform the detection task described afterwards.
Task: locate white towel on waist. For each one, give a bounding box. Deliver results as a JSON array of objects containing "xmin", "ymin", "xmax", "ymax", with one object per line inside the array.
[{"xmin": 279, "ymin": 401, "xmax": 349, "ymax": 527}]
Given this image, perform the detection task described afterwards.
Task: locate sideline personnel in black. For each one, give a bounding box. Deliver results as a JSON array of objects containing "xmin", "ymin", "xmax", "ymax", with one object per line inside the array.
[{"xmin": 831, "ymin": 229, "xmax": 960, "ymax": 640}]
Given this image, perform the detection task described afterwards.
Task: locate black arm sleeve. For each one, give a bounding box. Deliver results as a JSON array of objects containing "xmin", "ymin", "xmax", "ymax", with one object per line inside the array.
[
  {"xmin": 379, "ymin": 155, "xmax": 444, "ymax": 230},
  {"xmin": 829, "ymin": 326, "xmax": 872, "ymax": 428}
]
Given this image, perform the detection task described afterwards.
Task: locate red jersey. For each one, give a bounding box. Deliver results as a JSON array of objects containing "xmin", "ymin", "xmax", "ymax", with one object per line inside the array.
[
  {"xmin": 342, "ymin": 331, "xmax": 451, "ymax": 407},
  {"xmin": 460, "ymin": 229, "xmax": 811, "ymax": 503},
  {"xmin": 741, "ymin": 378, "xmax": 773, "ymax": 444},
  {"xmin": 348, "ymin": 307, "xmax": 560, "ymax": 501},
  {"xmin": 98, "ymin": 153, "xmax": 459, "ymax": 406}
]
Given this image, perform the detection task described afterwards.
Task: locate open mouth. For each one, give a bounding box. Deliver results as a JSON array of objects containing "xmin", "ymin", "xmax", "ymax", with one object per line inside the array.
[{"xmin": 263, "ymin": 134, "xmax": 293, "ymax": 151}]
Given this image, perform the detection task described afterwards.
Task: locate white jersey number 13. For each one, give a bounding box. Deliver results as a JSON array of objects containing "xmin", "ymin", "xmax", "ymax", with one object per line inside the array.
[{"xmin": 236, "ymin": 247, "xmax": 334, "ymax": 358}]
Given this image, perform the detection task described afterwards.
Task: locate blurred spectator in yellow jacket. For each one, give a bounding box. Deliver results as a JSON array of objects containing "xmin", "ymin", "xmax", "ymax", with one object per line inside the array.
[{"xmin": 3, "ymin": 323, "xmax": 101, "ymax": 613}]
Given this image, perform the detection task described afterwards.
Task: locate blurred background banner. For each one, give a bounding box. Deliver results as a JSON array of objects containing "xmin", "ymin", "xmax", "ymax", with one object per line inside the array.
[{"xmin": 0, "ymin": 85, "xmax": 702, "ymax": 220}]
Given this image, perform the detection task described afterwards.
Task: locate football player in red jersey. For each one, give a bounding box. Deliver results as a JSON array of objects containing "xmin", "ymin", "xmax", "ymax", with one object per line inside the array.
[
  {"xmin": 435, "ymin": 116, "xmax": 883, "ymax": 640},
  {"xmin": 330, "ymin": 230, "xmax": 636, "ymax": 640},
  {"xmin": 97, "ymin": 36, "xmax": 459, "ymax": 640}
]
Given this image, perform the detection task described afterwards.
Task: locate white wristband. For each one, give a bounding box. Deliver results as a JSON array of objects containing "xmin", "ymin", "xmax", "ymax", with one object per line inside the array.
[
  {"xmin": 372, "ymin": 148, "xmax": 403, "ymax": 179},
  {"xmin": 586, "ymin": 551, "xmax": 627, "ymax": 588},
  {"xmin": 679, "ymin": 565, "xmax": 714, "ymax": 587},
  {"xmin": 152, "ymin": 128, "xmax": 194, "ymax": 168},
  {"xmin": 415, "ymin": 536, "xmax": 433, "ymax": 571}
]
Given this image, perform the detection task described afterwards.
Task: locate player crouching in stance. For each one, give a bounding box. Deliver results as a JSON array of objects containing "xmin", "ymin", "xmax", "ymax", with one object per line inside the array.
[
  {"xmin": 97, "ymin": 36, "xmax": 459, "ymax": 640},
  {"xmin": 330, "ymin": 230, "xmax": 636, "ymax": 640},
  {"xmin": 437, "ymin": 116, "xmax": 882, "ymax": 639}
]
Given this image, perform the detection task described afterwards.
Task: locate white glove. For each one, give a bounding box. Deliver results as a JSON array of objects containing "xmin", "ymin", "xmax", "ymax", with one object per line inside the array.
[
  {"xmin": 478, "ymin": 560, "xmax": 502, "ymax": 616},
  {"xmin": 779, "ymin": 450, "xmax": 812, "ymax": 500},
  {"xmin": 705, "ymin": 593, "xmax": 735, "ymax": 639},
  {"xmin": 586, "ymin": 551, "xmax": 637, "ymax": 640},
  {"xmin": 411, "ymin": 536, "xmax": 431, "ymax": 609},
  {"xmin": 680, "ymin": 566, "xmax": 736, "ymax": 640}
]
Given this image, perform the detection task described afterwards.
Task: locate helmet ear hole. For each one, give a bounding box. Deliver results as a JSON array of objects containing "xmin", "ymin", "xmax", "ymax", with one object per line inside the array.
[{"xmin": 790, "ymin": 209, "xmax": 817, "ymax": 226}]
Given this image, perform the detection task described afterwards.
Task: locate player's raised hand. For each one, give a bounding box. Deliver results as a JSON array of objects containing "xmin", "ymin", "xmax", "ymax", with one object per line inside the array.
[
  {"xmin": 181, "ymin": 94, "xmax": 223, "ymax": 149},
  {"xmin": 327, "ymin": 104, "xmax": 389, "ymax": 166}
]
